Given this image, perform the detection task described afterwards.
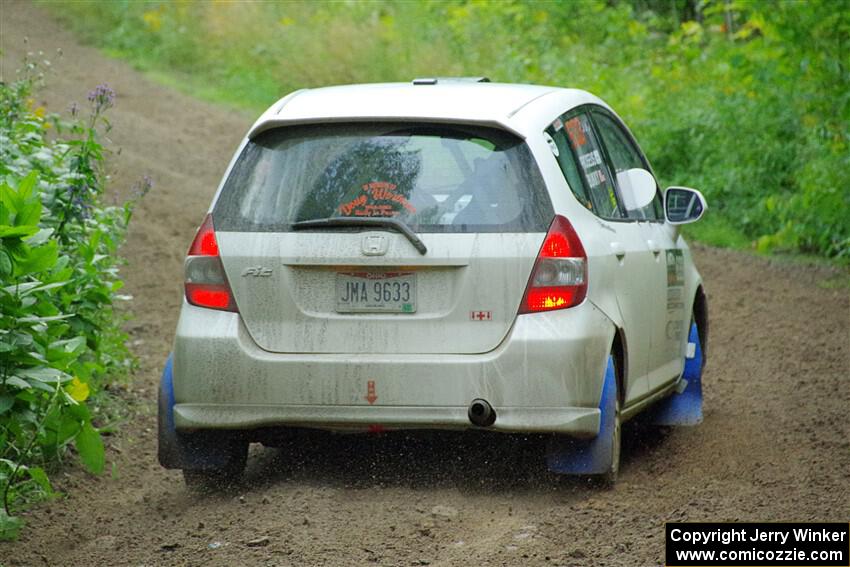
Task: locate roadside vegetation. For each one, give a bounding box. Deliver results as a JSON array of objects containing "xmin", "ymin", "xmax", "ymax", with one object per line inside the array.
[
  {"xmin": 0, "ymin": 61, "xmax": 146, "ymax": 538},
  {"xmin": 49, "ymin": 0, "xmax": 849, "ymax": 260}
]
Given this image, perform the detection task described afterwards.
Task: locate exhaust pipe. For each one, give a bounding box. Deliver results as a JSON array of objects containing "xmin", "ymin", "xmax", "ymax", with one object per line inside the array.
[{"xmin": 468, "ymin": 398, "xmax": 496, "ymax": 427}]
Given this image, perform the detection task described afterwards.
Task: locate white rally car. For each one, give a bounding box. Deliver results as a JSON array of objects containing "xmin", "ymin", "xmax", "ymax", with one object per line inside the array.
[{"xmin": 158, "ymin": 78, "xmax": 708, "ymax": 487}]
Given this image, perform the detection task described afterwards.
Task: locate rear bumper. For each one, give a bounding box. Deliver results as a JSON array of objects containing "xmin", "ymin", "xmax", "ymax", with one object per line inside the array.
[
  {"xmin": 171, "ymin": 299, "xmax": 615, "ymax": 436},
  {"xmin": 173, "ymin": 403, "xmax": 600, "ymax": 436}
]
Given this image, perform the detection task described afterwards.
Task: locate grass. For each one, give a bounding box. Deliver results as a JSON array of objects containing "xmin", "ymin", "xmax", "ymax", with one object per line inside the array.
[
  {"xmin": 145, "ymin": 68, "xmax": 271, "ymax": 115},
  {"xmin": 101, "ymin": 48, "xmax": 272, "ymax": 114},
  {"xmin": 681, "ymin": 216, "xmax": 750, "ymax": 250},
  {"xmin": 67, "ymin": 46, "xmax": 850, "ymax": 270},
  {"xmin": 41, "ymin": 0, "xmax": 849, "ymax": 265}
]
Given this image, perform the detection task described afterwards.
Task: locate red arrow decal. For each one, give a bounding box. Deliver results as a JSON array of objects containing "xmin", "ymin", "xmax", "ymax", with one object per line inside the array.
[{"xmin": 365, "ymin": 380, "xmax": 378, "ymax": 404}]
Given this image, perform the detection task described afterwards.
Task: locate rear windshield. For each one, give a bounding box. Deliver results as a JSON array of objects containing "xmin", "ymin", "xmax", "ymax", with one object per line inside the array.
[{"xmin": 213, "ymin": 123, "xmax": 553, "ymax": 233}]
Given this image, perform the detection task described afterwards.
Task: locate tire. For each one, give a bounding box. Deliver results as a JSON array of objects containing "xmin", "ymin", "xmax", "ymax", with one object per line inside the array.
[
  {"xmin": 546, "ymin": 352, "xmax": 621, "ymax": 484},
  {"xmin": 590, "ymin": 353, "xmax": 621, "ymax": 486},
  {"xmin": 182, "ymin": 440, "xmax": 248, "ymax": 492}
]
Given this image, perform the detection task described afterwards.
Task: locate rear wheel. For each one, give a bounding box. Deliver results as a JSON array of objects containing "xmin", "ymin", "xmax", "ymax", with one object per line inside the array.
[
  {"xmin": 546, "ymin": 352, "xmax": 621, "ymax": 485},
  {"xmin": 590, "ymin": 353, "xmax": 621, "ymax": 486}
]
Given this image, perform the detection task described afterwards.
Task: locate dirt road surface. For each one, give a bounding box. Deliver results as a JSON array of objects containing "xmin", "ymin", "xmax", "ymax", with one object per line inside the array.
[{"xmin": 2, "ymin": 3, "xmax": 848, "ymax": 566}]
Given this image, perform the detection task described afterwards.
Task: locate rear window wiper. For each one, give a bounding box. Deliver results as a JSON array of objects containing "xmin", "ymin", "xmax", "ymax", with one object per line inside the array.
[{"xmin": 291, "ymin": 217, "xmax": 427, "ymax": 255}]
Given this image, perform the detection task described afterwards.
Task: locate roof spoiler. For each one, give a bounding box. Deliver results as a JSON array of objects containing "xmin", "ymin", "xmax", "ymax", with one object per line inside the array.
[
  {"xmin": 248, "ymin": 116, "xmax": 524, "ymax": 140},
  {"xmin": 412, "ymin": 77, "xmax": 491, "ymax": 85}
]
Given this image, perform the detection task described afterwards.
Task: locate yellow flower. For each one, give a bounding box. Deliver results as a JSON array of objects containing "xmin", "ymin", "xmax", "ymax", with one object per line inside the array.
[
  {"xmin": 67, "ymin": 377, "xmax": 90, "ymax": 402},
  {"xmin": 142, "ymin": 9, "xmax": 162, "ymax": 32},
  {"xmin": 34, "ymin": 106, "xmax": 46, "ymax": 118}
]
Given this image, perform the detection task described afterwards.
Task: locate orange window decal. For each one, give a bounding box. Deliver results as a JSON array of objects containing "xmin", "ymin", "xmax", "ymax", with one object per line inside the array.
[
  {"xmin": 338, "ymin": 181, "xmax": 417, "ymax": 217},
  {"xmin": 565, "ymin": 117, "xmax": 587, "ymax": 147},
  {"xmin": 338, "ymin": 194, "xmax": 369, "ymax": 216}
]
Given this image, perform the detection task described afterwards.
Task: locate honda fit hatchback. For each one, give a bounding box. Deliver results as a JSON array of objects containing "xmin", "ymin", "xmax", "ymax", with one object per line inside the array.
[{"xmin": 158, "ymin": 78, "xmax": 709, "ymax": 487}]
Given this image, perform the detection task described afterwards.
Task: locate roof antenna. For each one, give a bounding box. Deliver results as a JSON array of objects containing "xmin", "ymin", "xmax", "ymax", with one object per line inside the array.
[{"xmin": 412, "ymin": 77, "xmax": 491, "ymax": 85}]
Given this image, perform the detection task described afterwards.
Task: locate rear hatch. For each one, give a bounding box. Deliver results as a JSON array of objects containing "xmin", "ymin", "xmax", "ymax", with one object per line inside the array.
[{"xmin": 212, "ymin": 122, "xmax": 554, "ymax": 354}]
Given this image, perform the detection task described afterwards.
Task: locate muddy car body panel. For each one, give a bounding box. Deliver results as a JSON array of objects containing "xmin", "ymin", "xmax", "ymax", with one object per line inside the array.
[{"xmin": 170, "ymin": 299, "xmax": 613, "ymax": 435}]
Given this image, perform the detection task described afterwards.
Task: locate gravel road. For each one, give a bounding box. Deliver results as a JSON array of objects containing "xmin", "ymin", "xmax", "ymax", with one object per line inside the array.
[{"xmin": 2, "ymin": 2, "xmax": 848, "ymax": 566}]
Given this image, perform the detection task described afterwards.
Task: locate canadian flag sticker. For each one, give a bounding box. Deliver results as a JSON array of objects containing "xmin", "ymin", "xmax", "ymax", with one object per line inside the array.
[{"xmin": 470, "ymin": 311, "xmax": 493, "ymax": 321}]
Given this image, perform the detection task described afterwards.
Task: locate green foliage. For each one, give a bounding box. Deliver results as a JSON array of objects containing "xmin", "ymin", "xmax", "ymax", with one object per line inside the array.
[
  {"xmin": 0, "ymin": 64, "xmax": 143, "ymax": 537},
  {"xmin": 48, "ymin": 0, "xmax": 849, "ymax": 259}
]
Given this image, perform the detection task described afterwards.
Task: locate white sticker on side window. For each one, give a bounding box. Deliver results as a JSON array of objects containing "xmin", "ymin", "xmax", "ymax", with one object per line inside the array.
[
  {"xmin": 585, "ymin": 169, "xmax": 608, "ymax": 188},
  {"xmin": 543, "ymin": 132, "xmax": 560, "ymax": 157},
  {"xmin": 578, "ymin": 149, "xmax": 602, "ymax": 168}
]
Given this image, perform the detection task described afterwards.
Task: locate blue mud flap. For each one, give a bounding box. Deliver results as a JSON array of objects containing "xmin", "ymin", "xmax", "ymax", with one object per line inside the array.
[
  {"xmin": 157, "ymin": 354, "xmax": 235, "ymax": 470},
  {"xmin": 547, "ymin": 356, "xmax": 616, "ymax": 475},
  {"xmin": 651, "ymin": 322, "xmax": 704, "ymax": 426}
]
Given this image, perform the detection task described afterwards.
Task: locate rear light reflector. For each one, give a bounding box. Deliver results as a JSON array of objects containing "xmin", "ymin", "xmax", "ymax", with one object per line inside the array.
[
  {"xmin": 184, "ymin": 214, "xmax": 238, "ymax": 312},
  {"xmin": 524, "ymin": 286, "xmax": 580, "ymax": 311},
  {"xmin": 185, "ymin": 284, "xmax": 235, "ymax": 311},
  {"xmin": 519, "ymin": 215, "xmax": 587, "ymax": 314}
]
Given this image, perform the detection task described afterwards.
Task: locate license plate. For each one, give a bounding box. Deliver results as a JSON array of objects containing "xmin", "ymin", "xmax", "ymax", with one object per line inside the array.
[{"xmin": 336, "ymin": 272, "xmax": 417, "ymax": 313}]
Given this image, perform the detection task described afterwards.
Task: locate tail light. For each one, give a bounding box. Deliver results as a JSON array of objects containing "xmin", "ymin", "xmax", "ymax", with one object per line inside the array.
[
  {"xmin": 518, "ymin": 215, "xmax": 587, "ymax": 314},
  {"xmin": 184, "ymin": 214, "xmax": 238, "ymax": 312}
]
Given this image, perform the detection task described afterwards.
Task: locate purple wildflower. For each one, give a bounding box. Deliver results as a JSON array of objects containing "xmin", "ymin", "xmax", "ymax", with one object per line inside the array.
[
  {"xmin": 71, "ymin": 195, "xmax": 92, "ymax": 219},
  {"xmin": 131, "ymin": 174, "xmax": 154, "ymax": 200},
  {"xmin": 87, "ymin": 84, "xmax": 115, "ymax": 113},
  {"xmin": 66, "ymin": 183, "xmax": 87, "ymax": 197}
]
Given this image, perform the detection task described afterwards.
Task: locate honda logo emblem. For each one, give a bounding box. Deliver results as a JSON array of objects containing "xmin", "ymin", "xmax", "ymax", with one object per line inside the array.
[{"xmin": 361, "ymin": 234, "xmax": 389, "ymax": 256}]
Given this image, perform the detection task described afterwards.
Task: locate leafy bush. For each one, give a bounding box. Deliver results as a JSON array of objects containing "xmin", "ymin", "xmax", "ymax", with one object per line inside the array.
[
  {"xmin": 50, "ymin": 0, "xmax": 850, "ymax": 260},
  {"xmin": 0, "ymin": 64, "xmax": 144, "ymax": 538}
]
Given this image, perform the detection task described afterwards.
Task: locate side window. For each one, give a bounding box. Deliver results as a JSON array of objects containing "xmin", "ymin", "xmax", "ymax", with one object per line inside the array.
[
  {"xmin": 545, "ymin": 121, "xmax": 592, "ymax": 210},
  {"xmin": 592, "ymin": 111, "xmax": 663, "ymax": 220},
  {"xmin": 555, "ymin": 113, "xmax": 623, "ymax": 219}
]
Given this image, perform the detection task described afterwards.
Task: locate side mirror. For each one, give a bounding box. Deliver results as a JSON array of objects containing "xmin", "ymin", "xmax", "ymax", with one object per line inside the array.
[
  {"xmin": 664, "ymin": 187, "xmax": 707, "ymax": 224},
  {"xmin": 616, "ymin": 168, "xmax": 657, "ymax": 212}
]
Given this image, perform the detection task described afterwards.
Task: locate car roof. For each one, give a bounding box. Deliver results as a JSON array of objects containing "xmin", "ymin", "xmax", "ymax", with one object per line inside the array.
[{"xmin": 249, "ymin": 81, "xmax": 609, "ymax": 139}]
